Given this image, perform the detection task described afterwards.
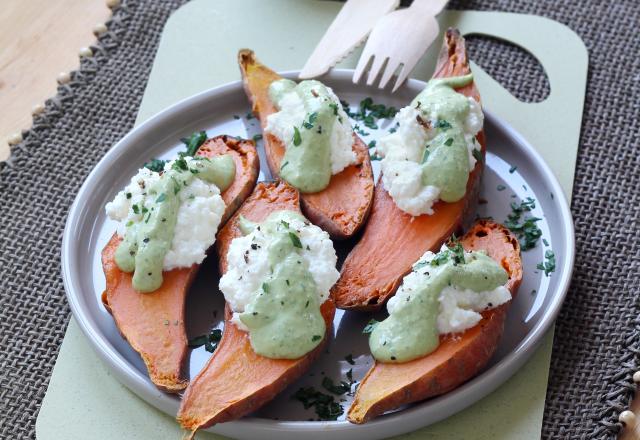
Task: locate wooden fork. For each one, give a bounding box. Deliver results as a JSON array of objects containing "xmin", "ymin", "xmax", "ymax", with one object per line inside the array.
[{"xmin": 353, "ymin": 0, "xmax": 449, "ymax": 92}]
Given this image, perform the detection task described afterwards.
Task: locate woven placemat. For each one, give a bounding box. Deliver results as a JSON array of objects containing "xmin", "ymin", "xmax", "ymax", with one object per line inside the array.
[{"xmin": 0, "ymin": 0, "xmax": 637, "ymax": 439}]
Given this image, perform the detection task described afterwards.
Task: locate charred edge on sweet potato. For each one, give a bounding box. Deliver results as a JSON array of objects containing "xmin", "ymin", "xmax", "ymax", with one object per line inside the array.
[
  {"xmin": 238, "ymin": 49, "xmax": 374, "ymax": 240},
  {"xmin": 347, "ymin": 219, "xmax": 523, "ymax": 424},
  {"xmin": 101, "ymin": 135, "xmax": 259, "ymax": 393},
  {"xmin": 332, "ymin": 29, "xmax": 485, "ymax": 312},
  {"xmin": 177, "ymin": 181, "xmax": 336, "ymax": 434}
]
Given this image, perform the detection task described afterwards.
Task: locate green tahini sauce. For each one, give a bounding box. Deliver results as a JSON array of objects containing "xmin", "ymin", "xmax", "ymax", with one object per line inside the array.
[
  {"xmin": 369, "ymin": 245, "xmax": 507, "ymax": 363},
  {"xmin": 269, "ymin": 79, "xmax": 343, "ymax": 193},
  {"xmin": 412, "ymin": 74, "xmax": 477, "ymax": 202},
  {"xmin": 237, "ymin": 210, "xmax": 326, "ymax": 359},
  {"xmin": 115, "ymin": 155, "xmax": 235, "ymax": 293}
]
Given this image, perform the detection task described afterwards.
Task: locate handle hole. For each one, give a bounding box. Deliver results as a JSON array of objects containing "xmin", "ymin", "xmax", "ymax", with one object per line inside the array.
[{"xmin": 464, "ymin": 34, "xmax": 550, "ymax": 103}]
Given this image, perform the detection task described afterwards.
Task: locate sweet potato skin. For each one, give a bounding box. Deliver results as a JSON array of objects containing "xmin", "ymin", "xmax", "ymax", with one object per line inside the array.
[
  {"xmin": 101, "ymin": 136, "xmax": 259, "ymax": 392},
  {"xmin": 238, "ymin": 49, "xmax": 374, "ymax": 240},
  {"xmin": 333, "ymin": 29, "xmax": 484, "ymax": 311},
  {"xmin": 177, "ymin": 181, "xmax": 336, "ymax": 433},
  {"xmin": 347, "ymin": 220, "xmax": 523, "ymax": 424},
  {"xmin": 198, "ymin": 135, "xmax": 260, "ymax": 224}
]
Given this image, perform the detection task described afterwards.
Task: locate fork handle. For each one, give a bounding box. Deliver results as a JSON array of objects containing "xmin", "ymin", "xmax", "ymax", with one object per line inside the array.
[{"xmin": 410, "ymin": 0, "xmax": 449, "ymax": 15}]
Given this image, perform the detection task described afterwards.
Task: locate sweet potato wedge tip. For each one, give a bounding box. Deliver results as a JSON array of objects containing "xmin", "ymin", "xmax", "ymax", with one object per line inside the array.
[
  {"xmin": 238, "ymin": 49, "xmax": 374, "ymax": 240},
  {"xmin": 101, "ymin": 135, "xmax": 259, "ymax": 392},
  {"xmin": 333, "ymin": 29, "xmax": 485, "ymax": 312},
  {"xmin": 347, "ymin": 220, "xmax": 523, "ymax": 424},
  {"xmin": 177, "ymin": 181, "xmax": 336, "ymax": 435}
]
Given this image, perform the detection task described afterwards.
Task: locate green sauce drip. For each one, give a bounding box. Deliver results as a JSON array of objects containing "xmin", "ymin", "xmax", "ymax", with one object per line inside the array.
[
  {"xmin": 411, "ymin": 74, "xmax": 476, "ymax": 202},
  {"xmin": 269, "ymin": 79, "xmax": 342, "ymax": 194},
  {"xmin": 115, "ymin": 155, "xmax": 235, "ymax": 293},
  {"xmin": 238, "ymin": 210, "xmax": 326, "ymax": 359},
  {"xmin": 369, "ymin": 249, "xmax": 507, "ymax": 363}
]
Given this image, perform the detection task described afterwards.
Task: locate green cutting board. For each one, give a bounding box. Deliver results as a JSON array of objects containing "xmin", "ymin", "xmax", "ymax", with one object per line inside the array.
[{"xmin": 36, "ymin": 1, "xmax": 587, "ymax": 439}]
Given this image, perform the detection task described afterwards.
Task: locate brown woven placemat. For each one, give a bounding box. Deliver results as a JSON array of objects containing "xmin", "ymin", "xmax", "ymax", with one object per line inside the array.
[{"xmin": 0, "ymin": 0, "xmax": 638, "ymax": 438}]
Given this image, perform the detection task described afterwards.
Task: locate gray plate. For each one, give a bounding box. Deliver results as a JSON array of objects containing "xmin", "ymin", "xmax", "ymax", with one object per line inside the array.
[{"xmin": 62, "ymin": 71, "xmax": 574, "ymax": 440}]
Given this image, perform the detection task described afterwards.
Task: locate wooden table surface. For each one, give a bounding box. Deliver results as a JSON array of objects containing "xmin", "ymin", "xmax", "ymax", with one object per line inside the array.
[{"xmin": 1, "ymin": 1, "xmax": 638, "ymax": 438}]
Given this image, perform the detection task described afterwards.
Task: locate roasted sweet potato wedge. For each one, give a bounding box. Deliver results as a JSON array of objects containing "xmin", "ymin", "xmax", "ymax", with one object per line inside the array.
[
  {"xmin": 101, "ymin": 135, "xmax": 259, "ymax": 392},
  {"xmin": 333, "ymin": 29, "xmax": 485, "ymax": 311},
  {"xmin": 347, "ymin": 220, "xmax": 523, "ymax": 423},
  {"xmin": 177, "ymin": 181, "xmax": 336, "ymax": 435},
  {"xmin": 238, "ymin": 49, "xmax": 374, "ymax": 240}
]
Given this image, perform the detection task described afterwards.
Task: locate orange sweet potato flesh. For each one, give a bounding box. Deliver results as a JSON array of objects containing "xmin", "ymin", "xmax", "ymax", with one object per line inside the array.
[
  {"xmin": 177, "ymin": 181, "xmax": 336, "ymax": 435},
  {"xmin": 238, "ymin": 49, "xmax": 374, "ymax": 240},
  {"xmin": 101, "ymin": 135, "xmax": 259, "ymax": 392},
  {"xmin": 333, "ymin": 29, "xmax": 485, "ymax": 311},
  {"xmin": 347, "ymin": 220, "xmax": 523, "ymax": 423}
]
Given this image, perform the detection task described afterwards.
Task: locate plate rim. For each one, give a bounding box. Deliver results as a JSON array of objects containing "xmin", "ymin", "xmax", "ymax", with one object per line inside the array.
[{"xmin": 61, "ymin": 69, "xmax": 575, "ymax": 438}]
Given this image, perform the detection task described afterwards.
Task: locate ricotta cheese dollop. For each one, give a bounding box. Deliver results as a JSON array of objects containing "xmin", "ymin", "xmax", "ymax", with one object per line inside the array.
[
  {"xmin": 265, "ymin": 79, "xmax": 356, "ymax": 193},
  {"xmin": 376, "ymin": 75, "xmax": 484, "ymax": 216},
  {"xmin": 219, "ymin": 211, "xmax": 340, "ymax": 331},
  {"xmin": 105, "ymin": 156, "xmax": 228, "ymax": 272},
  {"xmin": 369, "ymin": 244, "xmax": 510, "ymax": 363}
]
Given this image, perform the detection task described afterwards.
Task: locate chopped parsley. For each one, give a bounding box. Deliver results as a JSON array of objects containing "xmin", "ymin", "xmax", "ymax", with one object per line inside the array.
[
  {"xmin": 444, "ymin": 138, "xmax": 454, "ymax": 146},
  {"xmin": 472, "ymin": 148, "xmax": 483, "ymax": 163},
  {"xmin": 368, "ymin": 140, "xmax": 377, "ymax": 149},
  {"xmin": 155, "ymin": 193, "xmax": 166, "ymax": 203},
  {"xmin": 246, "ymin": 112, "xmax": 254, "ymax": 120},
  {"xmin": 504, "ymin": 197, "xmax": 543, "ymax": 251},
  {"xmin": 509, "ymin": 165, "xmax": 518, "ymax": 173},
  {"xmin": 312, "ymin": 335, "xmax": 322, "ymax": 342},
  {"xmin": 362, "ymin": 319, "xmax": 379, "ymax": 334},
  {"xmin": 144, "ymin": 131, "xmax": 207, "ymax": 174},
  {"xmin": 180, "ymin": 130, "xmax": 207, "ymax": 156},
  {"xmin": 144, "ymin": 158, "xmax": 166, "ymax": 173},
  {"xmin": 370, "ymin": 153, "xmax": 382, "ymax": 161},
  {"xmin": 344, "ymin": 354, "xmax": 355, "ymax": 365},
  {"xmin": 346, "ymin": 369, "xmax": 354, "ymax": 384},
  {"xmin": 435, "ymin": 119, "xmax": 452, "ymax": 130},
  {"xmin": 497, "ymin": 184, "xmax": 506, "ymax": 191},
  {"xmin": 322, "ymin": 377, "xmax": 350, "ymax": 395},
  {"xmin": 252, "ymin": 134, "xmax": 263, "ymax": 142},
  {"xmin": 132, "ymin": 204, "xmax": 140, "ymax": 214},
  {"xmin": 188, "ymin": 328, "xmax": 222, "ymax": 353},
  {"xmin": 289, "ymin": 232, "xmax": 303, "ymax": 248},
  {"xmin": 262, "ymin": 282, "xmax": 270, "ymax": 293},
  {"xmin": 543, "ymin": 238, "xmax": 549, "ymax": 246},
  {"xmin": 329, "ymin": 102, "xmax": 339, "ymax": 116},
  {"xmin": 302, "ymin": 112, "xmax": 318, "ymax": 129},
  {"xmin": 293, "ymin": 127, "xmax": 302, "ymax": 146},
  {"xmin": 430, "ymin": 238, "xmax": 465, "ymax": 267},
  {"xmin": 280, "ymin": 220, "xmax": 290, "ymax": 228},
  {"xmin": 353, "ymin": 124, "xmax": 369, "ymax": 137},
  {"xmin": 171, "ymin": 157, "xmax": 189, "ymax": 172},
  {"xmin": 125, "ymin": 192, "xmax": 132, "ymax": 199},
  {"xmin": 340, "ymin": 97, "xmax": 397, "ymax": 130},
  {"xmin": 537, "ymin": 250, "xmax": 556, "ymax": 276},
  {"xmin": 292, "ymin": 387, "xmax": 344, "ymax": 421}
]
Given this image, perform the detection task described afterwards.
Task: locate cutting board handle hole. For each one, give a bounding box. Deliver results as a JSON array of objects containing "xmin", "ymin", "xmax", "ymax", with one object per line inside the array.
[{"xmin": 464, "ymin": 34, "xmax": 550, "ymax": 103}]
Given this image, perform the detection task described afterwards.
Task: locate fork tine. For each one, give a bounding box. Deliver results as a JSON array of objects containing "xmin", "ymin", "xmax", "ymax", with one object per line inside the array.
[
  {"xmin": 391, "ymin": 59, "xmax": 416, "ymax": 93},
  {"xmin": 366, "ymin": 55, "xmax": 389, "ymax": 86},
  {"xmin": 353, "ymin": 52, "xmax": 373, "ymax": 85},
  {"xmin": 378, "ymin": 59, "xmax": 401, "ymax": 90}
]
